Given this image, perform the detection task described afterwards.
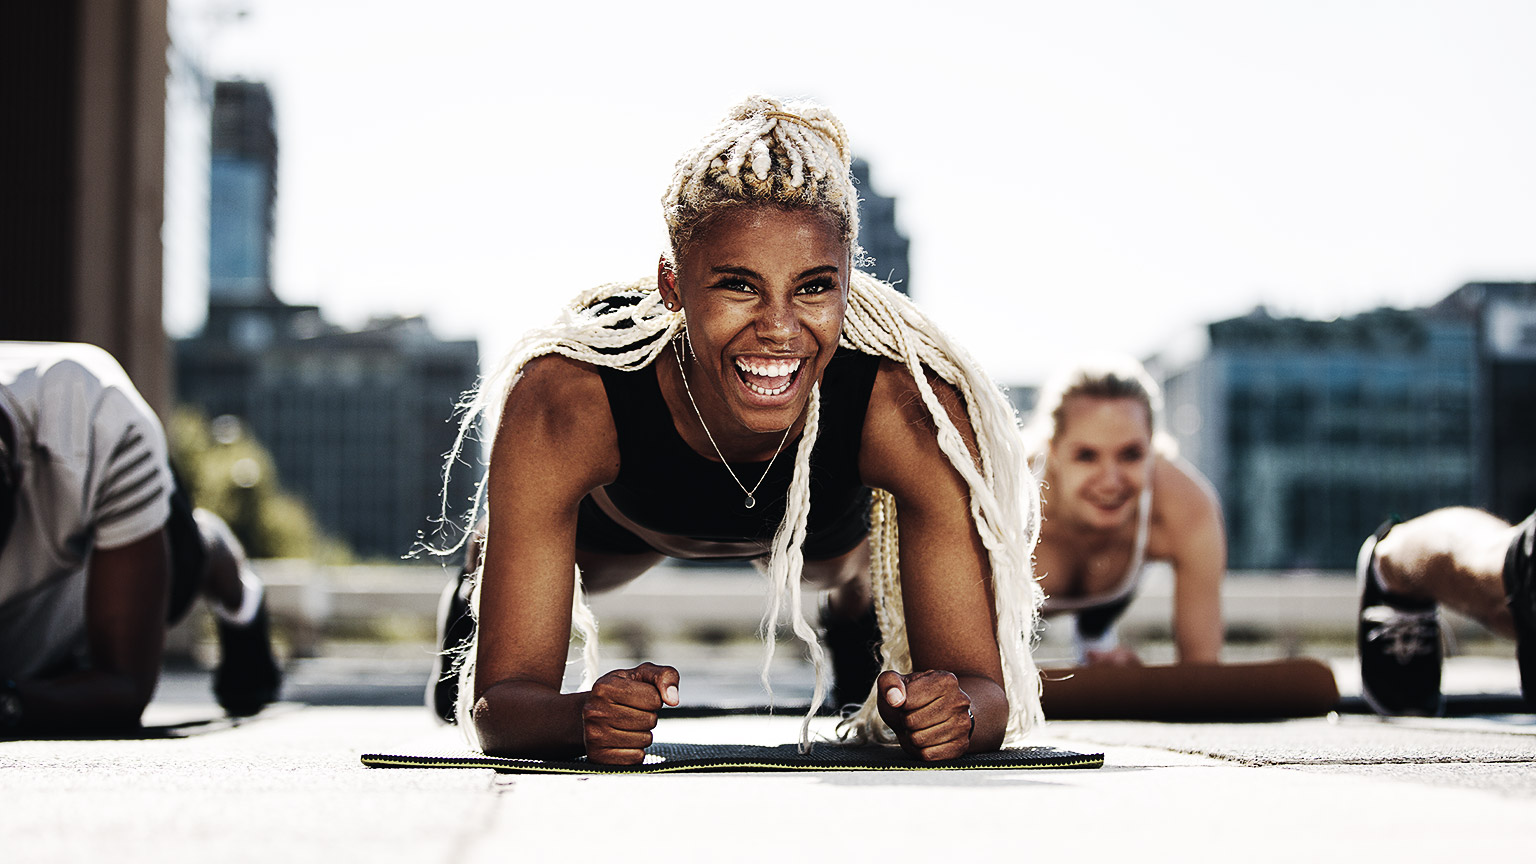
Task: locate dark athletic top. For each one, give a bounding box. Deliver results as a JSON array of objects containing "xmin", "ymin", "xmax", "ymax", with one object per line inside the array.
[{"xmin": 575, "ymin": 347, "xmax": 880, "ymax": 562}]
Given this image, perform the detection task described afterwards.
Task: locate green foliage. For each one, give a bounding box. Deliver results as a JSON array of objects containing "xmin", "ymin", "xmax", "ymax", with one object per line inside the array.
[{"xmin": 168, "ymin": 408, "xmax": 351, "ymax": 562}]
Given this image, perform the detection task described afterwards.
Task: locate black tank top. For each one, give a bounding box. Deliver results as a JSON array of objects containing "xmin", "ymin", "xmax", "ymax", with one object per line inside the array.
[{"xmin": 593, "ymin": 347, "xmax": 879, "ymax": 555}]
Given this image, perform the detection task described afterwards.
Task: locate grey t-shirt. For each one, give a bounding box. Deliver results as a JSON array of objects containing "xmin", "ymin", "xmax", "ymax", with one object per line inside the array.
[{"xmin": 0, "ymin": 342, "xmax": 171, "ymax": 679}]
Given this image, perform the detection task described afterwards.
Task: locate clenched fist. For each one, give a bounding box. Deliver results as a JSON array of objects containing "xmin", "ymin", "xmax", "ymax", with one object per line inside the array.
[{"xmin": 582, "ymin": 662, "xmax": 680, "ymax": 765}]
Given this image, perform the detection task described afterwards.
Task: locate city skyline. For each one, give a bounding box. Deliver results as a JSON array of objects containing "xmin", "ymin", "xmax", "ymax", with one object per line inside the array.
[{"xmin": 164, "ymin": 0, "xmax": 1536, "ymax": 385}]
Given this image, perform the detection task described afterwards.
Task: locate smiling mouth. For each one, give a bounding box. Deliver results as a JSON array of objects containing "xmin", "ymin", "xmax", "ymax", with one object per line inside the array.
[{"xmin": 735, "ymin": 357, "xmax": 803, "ymax": 397}]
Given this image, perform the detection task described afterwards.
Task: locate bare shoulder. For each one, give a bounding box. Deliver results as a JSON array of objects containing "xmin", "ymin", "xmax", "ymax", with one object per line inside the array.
[
  {"xmin": 861, "ymin": 358, "xmax": 974, "ymax": 491},
  {"xmin": 493, "ymin": 354, "xmax": 619, "ymax": 490},
  {"xmin": 502, "ymin": 355, "xmax": 608, "ymax": 431},
  {"xmin": 1149, "ymin": 454, "xmax": 1224, "ymax": 557},
  {"xmin": 866, "ymin": 358, "xmax": 968, "ymax": 431},
  {"xmin": 1152, "ymin": 455, "xmax": 1219, "ymax": 519}
]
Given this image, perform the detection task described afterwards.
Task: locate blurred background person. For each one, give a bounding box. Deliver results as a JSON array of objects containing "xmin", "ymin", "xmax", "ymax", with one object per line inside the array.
[
  {"xmin": 0, "ymin": 342, "xmax": 281, "ymax": 735},
  {"xmin": 1025, "ymin": 356, "xmax": 1227, "ymax": 667},
  {"xmin": 1357, "ymin": 508, "xmax": 1534, "ymax": 716}
]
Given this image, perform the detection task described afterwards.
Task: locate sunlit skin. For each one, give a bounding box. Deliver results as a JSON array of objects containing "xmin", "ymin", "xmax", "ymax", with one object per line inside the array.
[
  {"xmin": 655, "ymin": 206, "xmax": 851, "ymax": 453},
  {"xmin": 1036, "ymin": 395, "xmax": 1227, "ymax": 665},
  {"xmin": 1372, "ymin": 507, "xmax": 1523, "ymax": 639},
  {"xmin": 470, "ymin": 205, "xmax": 1008, "ymax": 763}
]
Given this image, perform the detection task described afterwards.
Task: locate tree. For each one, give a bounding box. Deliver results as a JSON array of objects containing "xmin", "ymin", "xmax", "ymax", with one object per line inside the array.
[{"xmin": 167, "ymin": 408, "xmax": 350, "ymax": 561}]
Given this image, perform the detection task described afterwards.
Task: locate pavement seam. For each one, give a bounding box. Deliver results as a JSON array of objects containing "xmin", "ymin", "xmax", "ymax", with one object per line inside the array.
[{"xmin": 1237, "ymin": 757, "xmax": 1536, "ymax": 767}]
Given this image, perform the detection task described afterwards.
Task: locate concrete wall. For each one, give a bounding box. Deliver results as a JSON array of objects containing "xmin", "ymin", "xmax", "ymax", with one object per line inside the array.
[{"xmin": 1, "ymin": 2, "xmax": 171, "ymax": 417}]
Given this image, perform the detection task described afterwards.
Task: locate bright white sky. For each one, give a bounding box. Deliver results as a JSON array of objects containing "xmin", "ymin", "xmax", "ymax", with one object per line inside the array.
[{"xmin": 164, "ymin": 0, "xmax": 1536, "ymax": 385}]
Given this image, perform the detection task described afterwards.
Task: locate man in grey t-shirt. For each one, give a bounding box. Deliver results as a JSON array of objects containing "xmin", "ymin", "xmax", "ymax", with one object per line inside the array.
[{"xmin": 0, "ymin": 342, "xmax": 280, "ymax": 734}]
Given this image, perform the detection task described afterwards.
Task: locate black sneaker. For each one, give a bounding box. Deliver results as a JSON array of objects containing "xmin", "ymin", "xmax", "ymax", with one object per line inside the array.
[
  {"xmin": 1357, "ymin": 521, "xmax": 1443, "ymax": 717},
  {"xmin": 821, "ymin": 601, "xmax": 882, "ymax": 716},
  {"xmin": 1502, "ymin": 512, "xmax": 1536, "ymax": 710},
  {"xmin": 213, "ymin": 601, "xmax": 282, "ymax": 717},
  {"xmin": 428, "ymin": 568, "xmax": 475, "ymax": 724}
]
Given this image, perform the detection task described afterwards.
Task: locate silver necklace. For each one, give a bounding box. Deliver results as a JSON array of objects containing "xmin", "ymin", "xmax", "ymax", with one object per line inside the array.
[{"xmin": 672, "ymin": 339, "xmax": 794, "ymax": 509}]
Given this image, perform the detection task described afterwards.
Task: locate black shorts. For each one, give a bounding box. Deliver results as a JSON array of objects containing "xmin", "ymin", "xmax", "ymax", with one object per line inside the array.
[
  {"xmin": 1503, "ymin": 512, "xmax": 1535, "ymax": 636},
  {"xmin": 163, "ymin": 471, "xmax": 205, "ymax": 625},
  {"xmin": 1074, "ymin": 593, "xmax": 1135, "ymax": 640}
]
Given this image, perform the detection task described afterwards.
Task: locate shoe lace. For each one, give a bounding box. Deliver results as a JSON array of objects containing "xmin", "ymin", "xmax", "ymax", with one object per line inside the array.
[{"xmin": 1362, "ymin": 606, "xmax": 1439, "ymax": 664}]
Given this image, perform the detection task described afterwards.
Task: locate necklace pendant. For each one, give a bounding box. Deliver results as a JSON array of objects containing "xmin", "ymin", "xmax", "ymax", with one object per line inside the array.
[{"xmin": 674, "ymin": 340, "xmax": 790, "ymax": 517}]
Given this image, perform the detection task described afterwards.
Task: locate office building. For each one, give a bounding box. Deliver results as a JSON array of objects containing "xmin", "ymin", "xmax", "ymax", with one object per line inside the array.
[
  {"xmin": 1429, "ymin": 281, "xmax": 1536, "ymax": 520},
  {"xmin": 176, "ymin": 81, "xmax": 480, "ymax": 558},
  {"xmin": 852, "ymin": 158, "xmax": 911, "ymax": 296},
  {"xmin": 1157, "ymin": 302, "xmax": 1479, "ymax": 570}
]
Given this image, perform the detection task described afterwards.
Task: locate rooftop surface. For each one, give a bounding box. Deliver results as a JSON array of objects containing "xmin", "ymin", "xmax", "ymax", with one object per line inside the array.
[{"xmin": 3, "ymin": 651, "xmax": 1532, "ymax": 863}]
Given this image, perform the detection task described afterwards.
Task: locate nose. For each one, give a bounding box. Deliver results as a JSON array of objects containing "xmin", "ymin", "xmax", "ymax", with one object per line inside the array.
[
  {"xmin": 1095, "ymin": 461, "xmax": 1125, "ymax": 489},
  {"xmin": 756, "ymin": 296, "xmax": 800, "ymax": 345}
]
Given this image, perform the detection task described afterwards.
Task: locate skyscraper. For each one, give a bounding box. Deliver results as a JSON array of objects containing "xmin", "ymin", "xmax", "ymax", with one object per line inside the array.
[
  {"xmin": 852, "ymin": 158, "xmax": 911, "ymax": 296},
  {"xmin": 176, "ymin": 81, "xmax": 480, "ymax": 559},
  {"xmin": 1155, "ymin": 282, "xmax": 1536, "ymax": 570},
  {"xmin": 208, "ymin": 81, "xmax": 278, "ymax": 305},
  {"xmin": 1429, "ymin": 281, "xmax": 1536, "ymax": 520}
]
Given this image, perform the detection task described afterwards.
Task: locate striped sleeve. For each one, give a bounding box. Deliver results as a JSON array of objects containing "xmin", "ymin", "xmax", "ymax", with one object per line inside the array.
[{"xmin": 91, "ymin": 388, "xmax": 172, "ymax": 550}]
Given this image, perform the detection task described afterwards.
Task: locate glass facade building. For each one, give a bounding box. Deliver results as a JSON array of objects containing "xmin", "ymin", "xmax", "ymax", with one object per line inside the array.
[
  {"xmin": 208, "ymin": 81, "xmax": 277, "ymax": 305},
  {"xmin": 178, "ymin": 316, "xmax": 480, "ymax": 558},
  {"xmin": 178, "ymin": 80, "xmax": 480, "ymax": 559},
  {"xmin": 1160, "ymin": 306, "xmax": 1479, "ymax": 570}
]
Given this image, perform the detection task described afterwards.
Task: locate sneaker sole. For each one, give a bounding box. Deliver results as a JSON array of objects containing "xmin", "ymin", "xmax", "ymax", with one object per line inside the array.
[
  {"xmin": 1357, "ymin": 528, "xmax": 1394, "ymax": 716},
  {"xmin": 1356, "ymin": 523, "xmax": 1443, "ymax": 717}
]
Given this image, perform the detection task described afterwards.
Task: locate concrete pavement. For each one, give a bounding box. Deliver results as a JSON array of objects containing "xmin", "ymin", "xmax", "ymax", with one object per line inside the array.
[{"xmin": 2, "ymin": 652, "xmax": 1533, "ymax": 863}]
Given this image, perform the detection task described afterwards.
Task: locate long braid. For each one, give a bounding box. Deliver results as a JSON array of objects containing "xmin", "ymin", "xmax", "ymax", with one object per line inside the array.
[
  {"xmin": 442, "ymin": 96, "xmax": 1043, "ymax": 751},
  {"xmin": 752, "ymin": 385, "xmax": 827, "ymax": 751},
  {"xmin": 835, "ymin": 273, "xmax": 1045, "ymax": 745},
  {"xmin": 443, "ymin": 281, "xmax": 683, "ymax": 749}
]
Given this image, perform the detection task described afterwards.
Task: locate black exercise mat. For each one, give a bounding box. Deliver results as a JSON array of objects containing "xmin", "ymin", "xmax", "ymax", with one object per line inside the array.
[{"xmin": 362, "ymin": 742, "xmax": 1103, "ymax": 775}]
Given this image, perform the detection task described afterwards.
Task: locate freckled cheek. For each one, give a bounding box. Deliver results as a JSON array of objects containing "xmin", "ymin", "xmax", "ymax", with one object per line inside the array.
[
  {"xmin": 804, "ymin": 309, "xmax": 846, "ymax": 343},
  {"xmin": 689, "ymin": 312, "xmax": 756, "ymax": 352}
]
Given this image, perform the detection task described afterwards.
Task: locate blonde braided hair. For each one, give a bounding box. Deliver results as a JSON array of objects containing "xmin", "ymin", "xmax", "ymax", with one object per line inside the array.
[
  {"xmin": 664, "ymin": 96, "xmax": 858, "ymax": 264},
  {"xmin": 444, "ymin": 96, "xmax": 1044, "ymax": 750}
]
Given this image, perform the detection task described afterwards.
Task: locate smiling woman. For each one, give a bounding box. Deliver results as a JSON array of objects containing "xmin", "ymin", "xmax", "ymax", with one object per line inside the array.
[
  {"xmin": 435, "ymin": 96, "xmax": 1045, "ymax": 765},
  {"xmin": 1025, "ymin": 356, "xmax": 1227, "ymax": 667}
]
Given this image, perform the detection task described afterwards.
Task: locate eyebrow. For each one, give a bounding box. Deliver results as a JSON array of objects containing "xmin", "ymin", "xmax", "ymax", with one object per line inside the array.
[{"xmin": 710, "ymin": 264, "xmax": 841, "ymax": 280}]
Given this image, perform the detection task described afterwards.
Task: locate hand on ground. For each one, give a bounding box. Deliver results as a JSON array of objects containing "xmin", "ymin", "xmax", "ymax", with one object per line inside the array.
[
  {"xmin": 875, "ymin": 669, "xmax": 973, "ymax": 761},
  {"xmin": 582, "ymin": 662, "xmax": 679, "ymax": 765}
]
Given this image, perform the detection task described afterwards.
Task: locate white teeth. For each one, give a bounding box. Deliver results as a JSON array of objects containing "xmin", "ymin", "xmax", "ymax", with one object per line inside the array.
[
  {"xmin": 734, "ymin": 357, "xmax": 801, "ymax": 397},
  {"xmin": 736, "ymin": 357, "xmax": 802, "ymax": 378},
  {"xmin": 745, "ymin": 379, "xmax": 792, "ymax": 396}
]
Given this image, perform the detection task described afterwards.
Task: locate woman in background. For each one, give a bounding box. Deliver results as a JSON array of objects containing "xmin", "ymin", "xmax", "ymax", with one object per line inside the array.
[{"xmin": 1026, "ymin": 357, "xmax": 1226, "ymax": 666}]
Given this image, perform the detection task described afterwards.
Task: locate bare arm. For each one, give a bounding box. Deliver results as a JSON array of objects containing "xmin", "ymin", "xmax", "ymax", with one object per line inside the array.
[
  {"xmin": 13, "ymin": 529, "xmax": 170, "ymax": 732},
  {"xmin": 469, "ymin": 357, "xmax": 677, "ymax": 762},
  {"xmin": 1154, "ymin": 456, "xmax": 1226, "ymax": 664},
  {"xmin": 860, "ymin": 362, "xmax": 1006, "ymax": 758}
]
